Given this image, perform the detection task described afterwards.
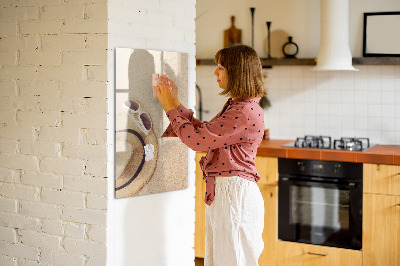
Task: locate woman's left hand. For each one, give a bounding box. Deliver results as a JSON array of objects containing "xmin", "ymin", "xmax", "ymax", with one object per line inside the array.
[{"xmin": 153, "ymin": 76, "xmax": 175, "ymax": 113}]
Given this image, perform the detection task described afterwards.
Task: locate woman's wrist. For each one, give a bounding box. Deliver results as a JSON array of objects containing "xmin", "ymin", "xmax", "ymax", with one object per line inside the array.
[{"xmin": 173, "ymin": 100, "xmax": 180, "ymax": 109}]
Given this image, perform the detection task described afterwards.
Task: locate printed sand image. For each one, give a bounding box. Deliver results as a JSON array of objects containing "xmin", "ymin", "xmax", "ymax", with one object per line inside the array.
[{"xmin": 115, "ymin": 48, "xmax": 188, "ymax": 199}]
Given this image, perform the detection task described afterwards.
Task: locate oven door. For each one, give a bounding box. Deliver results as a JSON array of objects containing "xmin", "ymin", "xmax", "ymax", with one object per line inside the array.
[{"xmin": 278, "ymin": 176, "xmax": 362, "ymax": 250}]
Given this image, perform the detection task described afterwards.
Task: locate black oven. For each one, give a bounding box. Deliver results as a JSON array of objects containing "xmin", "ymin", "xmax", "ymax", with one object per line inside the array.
[{"xmin": 278, "ymin": 158, "xmax": 363, "ymax": 250}]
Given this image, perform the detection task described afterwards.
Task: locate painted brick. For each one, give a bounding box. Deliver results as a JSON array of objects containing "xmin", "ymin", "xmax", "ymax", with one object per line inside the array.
[
  {"xmin": 20, "ymin": 21, "xmax": 61, "ymax": 35},
  {"xmin": 19, "ymin": 230, "xmax": 61, "ymax": 251},
  {"xmin": 18, "ymin": 80, "xmax": 60, "ymax": 97},
  {"xmin": 83, "ymin": 129, "xmax": 107, "ymax": 145},
  {"xmin": 0, "ymin": 254, "xmax": 16, "ymax": 265},
  {"xmin": 0, "ymin": 51, "xmax": 17, "ymax": 65},
  {"xmin": 0, "ymin": 36, "xmax": 40, "ymax": 52},
  {"xmin": 86, "ymin": 255, "xmax": 106, "ymax": 266},
  {"xmin": 7, "ymin": 96, "xmax": 40, "ymax": 112},
  {"xmin": 0, "ymin": 81, "xmax": 15, "ymax": 96},
  {"xmin": 41, "ymin": 219, "xmax": 64, "ymax": 236},
  {"xmin": 0, "ymin": 138, "xmax": 18, "ymax": 153},
  {"xmin": 61, "ymin": 80, "xmax": 107, "ymax": 98},
  {"xmin": 85, "ymin": 34, "xmax": 107, "ymax": 50},
  {"xmin": 64, "ymin": 222, "xmax": 85, "ymax": 239},
  {"xmin": 38, "ymin": 96, "xmax": 106, "ymax": 113},
  {"xmin": 85, "ymin": 65, "xmax": 107, "ymax": 81},
  {"xmin": 40, "ymin": 158, "xmax": 84, "ymax": 176},
  {"xmin": 42, "ymin": 34, "xmax": 85, "ymax": 51},
  {"xmin": 41, "ymin": 4, "xmax": 84, "ymax": 20},
  {"xmin": 19, "ymin": 51, "xmax": 62, "ymax": 66},
  {"xmin": 17, "ymin": 111, "xmax": 61, "ymax": 127},
  {"xmin": 0, "ymin": 212, "xmax": 41, "ymax": 231},
  {"xmin": 63, "ymin": 50, "xmax": 107, "ymax": 66},
  {"xmin": 20, "ymin": 201, "xmax": 61, "ymax": 219},
  {"xmin": 61, "ymin": 207, "xmax": 106, "ymax": 226},
  {"xmin": 0, "ymin": 110, "xmax": 16, "ymax": 125},
  {"xmin": 38, "ymin": 127, "xmax": 80, "ymax": 143},
  {"xmin": 63, "ymin": 113, "xmax": 107, "ymax": 129},
  {"xmin": 2, "ymin": 0, "xmax": 62, "ymax": 6},
  {"xmin": 0, "ymin": 241, "xmax": 39, "ymax": 261},
  {"xmin": 19, "ymin": 140, "xmax": 58, "ymax": 157},
  {"xmin": 87, "ymin": 225, "xmax": 105, "ymax": 243},
  {"xmin": 0, "ymin": 196, "xmax": 17, "ymax": 213},
  {"xmin": 0, "ymin": 183, "xmax": 39, "ymax": 201},
  {"xmin": 0, "ymin": 125, "xmax": 34, "ymax": 141},
  {"xmin": 40, "ymin": 249, "xmax": 85, "ymax": 266},
  {"xmin": 63, "ymin": 238, "xmax": 106, "ymax": 256},
  {"xmin": 64, "ymin": 175, "xmax": 107, "ymax": 194},
  {"xmin": 85, "ymin": 3, "xmax": 108, "ymax": 20},
  {"xmin": 0, "ymin": 226, "xmax": 16, "ymax": 243},
  {"xmin": 0, "ymin": 154, "xmax": 39, "ymax": 171},
  {"xmin": 62, "ymin": 19, "xmax": 107, "ymax": 34},
  {"xmin": 84, "ymin": 160, "xmax": 107, "ymax": 177},
  {"xmin": 86, "ymin": 193, "xmax": 107, "ymax": 210},
  {"xmin": 37, "ymin": 66, "xmax": 84, "ymax": 82},
  {"xmin": 0, "ymin": 168, "xmax": 15, "ymax": 183},
  {"xmin": 0, "ymin": 7, "xmax": 39, "ymax": 22},
  {"xmin": 63, "ymin": 144, "xmax": 107, "ymax": 161},
  {"xmin": 41, "ymin": 188, "xmax": 85, "ymax": 208},
  {"xmin": 21, "ymin": 171, "xmax": 62, "ymax": 189},
  {"xmin": 0, "ymin": 66, "xmax": 36, "ymax": 81},
  {"xmin": 18, "ymin": 259, "xmax": 42, "ymax": 266}
]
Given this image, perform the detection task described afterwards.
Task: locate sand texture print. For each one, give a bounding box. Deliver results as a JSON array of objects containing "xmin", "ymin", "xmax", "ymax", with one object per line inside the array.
[{"xmin": 115, "ymin": 48, "xmax": 189, "ymax": 199}]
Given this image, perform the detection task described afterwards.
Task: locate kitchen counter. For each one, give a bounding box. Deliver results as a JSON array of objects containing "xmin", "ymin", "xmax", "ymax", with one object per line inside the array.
[{"xmin": 257, "ymin": 139, "xmax": 400, "ymax": 165}]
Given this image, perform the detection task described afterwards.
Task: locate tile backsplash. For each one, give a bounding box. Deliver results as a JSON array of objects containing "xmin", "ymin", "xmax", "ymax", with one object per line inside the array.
[{"xmin": 196, "ymin": 65, "xmax": 400, "ymax": 145}]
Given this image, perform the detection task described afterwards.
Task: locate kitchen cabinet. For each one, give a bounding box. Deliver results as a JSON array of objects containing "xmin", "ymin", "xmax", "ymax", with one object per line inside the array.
[
  {"xmin": 194, "ymin": 154, "xmax": 279, "ymax": 266},
  {"xmin": 276, "ymin": 241, "xmax": 362, "ymax": 266},
  {"xmin": 363, "ymin": 163, "xmax": 400, "ymax": 196},
  {"xmin": 363, "ymin": 164, "xmax": 400, "ymax": 266}
]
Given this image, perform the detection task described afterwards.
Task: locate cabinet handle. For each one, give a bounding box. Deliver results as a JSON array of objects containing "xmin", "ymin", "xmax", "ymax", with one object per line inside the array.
[
  {"xmin": 397, "ymin": 204, "xmax": 400, "ymax": 207},
  {"xmin": 307, "ymin": 252, "xmax": 328, "ymax": 257}
]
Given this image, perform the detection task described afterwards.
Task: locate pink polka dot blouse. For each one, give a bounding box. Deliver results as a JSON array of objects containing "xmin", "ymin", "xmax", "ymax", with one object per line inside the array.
[{"xmin": 162, "ymin": 97, "xmax": 265, "ymax": 205}]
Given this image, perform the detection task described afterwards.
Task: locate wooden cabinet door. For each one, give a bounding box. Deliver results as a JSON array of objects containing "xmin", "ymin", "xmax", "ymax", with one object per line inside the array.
[
  {"xmin": 195, "ymin": 152, "xmax": 207, "ymax": 258},
  {"xmin": 259, "ymin": 185, "xmax": 278, "ymax": 266},
  {"xmin": 255, "ymin": 156, "xmax": 278, "ymax": 186},
  {"xmin": 364, "ymin": 164, "xmax": 400, "ymax": 196},
  {"xmin": 363, "ymin": 193, "xmax": 400, "ymax": 266},
  {"xmin": 276, "ymin": 241, "xmax": 362, "ymax": 266}
]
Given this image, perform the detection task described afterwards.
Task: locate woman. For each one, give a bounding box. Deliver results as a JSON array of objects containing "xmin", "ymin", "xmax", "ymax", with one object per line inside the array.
[{"xmin": 153, "ymin": 44, "xmax": 266, "ymax": 266}]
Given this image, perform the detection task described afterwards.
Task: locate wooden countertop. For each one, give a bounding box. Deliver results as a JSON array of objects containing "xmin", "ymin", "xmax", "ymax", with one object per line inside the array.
[{"xmin": 257, "ymin": 139, "xmax": 400, "ymax": 165}]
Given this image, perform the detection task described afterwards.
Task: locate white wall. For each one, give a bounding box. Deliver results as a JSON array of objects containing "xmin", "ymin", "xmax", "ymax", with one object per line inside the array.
[
  {"xmin": 196, "ymin": 0, "xmax": 400, "ymax": 145},
  {"xmin": 196, "ymin": 0, "xmax": 400, "ymax": 58},
  {"xmin": 107, "ymin": 1, "xmax": 197, "ymax": 266}
]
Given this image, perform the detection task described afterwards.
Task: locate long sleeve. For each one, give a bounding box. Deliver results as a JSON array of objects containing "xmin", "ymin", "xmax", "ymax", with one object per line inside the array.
[
  {"xmin": 161, "ymin": 103, "xmax": 202, "ymax": 137},
  {"xmin": 165, "ymin": 105, "xmax": 249, "ymax": 152}
]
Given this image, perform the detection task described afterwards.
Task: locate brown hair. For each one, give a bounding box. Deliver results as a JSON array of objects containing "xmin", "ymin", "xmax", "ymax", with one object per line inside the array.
[{"xmin": 214, "ymin": 44, "xmax": 266, "ymax": 99}]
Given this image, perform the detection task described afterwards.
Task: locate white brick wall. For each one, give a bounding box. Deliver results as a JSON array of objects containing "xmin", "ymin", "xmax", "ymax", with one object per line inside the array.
[{"xmin": 0, "ymin": 0, "xmax": 108, "ymax": 265}]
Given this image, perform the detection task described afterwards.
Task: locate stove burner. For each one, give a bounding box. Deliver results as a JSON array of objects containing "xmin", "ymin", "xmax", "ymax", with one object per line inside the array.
[
  {"xmin": 333, "ymin": 137, "xmax": 370, "ymax": 151},
  {"xmin": 295, "ymin": 135, "xmax": 332, "ymax": 149}
]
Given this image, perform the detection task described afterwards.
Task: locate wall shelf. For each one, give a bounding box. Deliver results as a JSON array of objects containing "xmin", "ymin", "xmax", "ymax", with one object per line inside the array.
[{"xmin": 196, "ymin": 57, "xmax": 400, "ymax": 67}]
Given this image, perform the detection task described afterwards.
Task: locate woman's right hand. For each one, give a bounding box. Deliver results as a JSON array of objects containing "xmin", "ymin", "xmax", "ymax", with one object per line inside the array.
[{"xmin": 160, "ymin": 74, "xmax": 180, "ymax": 108}]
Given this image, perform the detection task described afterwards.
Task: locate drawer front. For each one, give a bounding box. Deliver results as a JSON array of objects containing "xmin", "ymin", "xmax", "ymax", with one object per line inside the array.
[
  {"xmin": 255, "ymin": 156, "xmax": 278, "ymax": 186},
  {"xmin": 364, "ymin": 164, "xmax": 400, "ymax": 196},
  {"xmin": 277, "ymin": 241, "xmax": 362, "ymax": 266}
]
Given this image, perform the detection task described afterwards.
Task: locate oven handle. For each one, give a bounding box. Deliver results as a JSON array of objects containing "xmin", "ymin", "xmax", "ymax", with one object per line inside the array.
[{"xmin": 280, "ymin": 177, "xmax": 357, "ymax": 189}]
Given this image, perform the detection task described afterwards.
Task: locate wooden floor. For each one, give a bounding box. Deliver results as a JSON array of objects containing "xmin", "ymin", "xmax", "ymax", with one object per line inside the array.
[{"xmin": 195, "ymin": 257, "xmax": 204, "ymax": 266}]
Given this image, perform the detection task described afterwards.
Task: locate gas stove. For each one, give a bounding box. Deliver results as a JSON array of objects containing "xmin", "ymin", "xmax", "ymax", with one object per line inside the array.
[{"xmin": 283, "ymin": 135, "xmax": 373, "ymax": 151}]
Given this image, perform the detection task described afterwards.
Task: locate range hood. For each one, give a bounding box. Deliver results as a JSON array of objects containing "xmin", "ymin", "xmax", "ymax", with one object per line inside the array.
[{"xmin": 314, "ymin": 0, "xmax": 358, "ymax": 71}]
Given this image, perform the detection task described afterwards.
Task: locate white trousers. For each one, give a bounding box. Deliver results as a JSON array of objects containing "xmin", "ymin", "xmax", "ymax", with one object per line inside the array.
[{"xmin": 205, "ymin": 176, "xmax": 264, "ymax": 266}]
